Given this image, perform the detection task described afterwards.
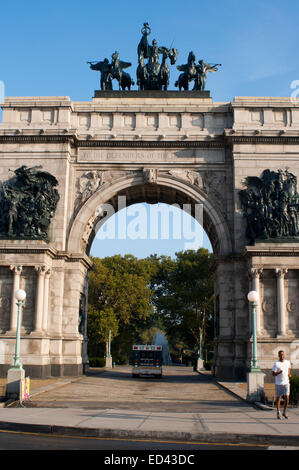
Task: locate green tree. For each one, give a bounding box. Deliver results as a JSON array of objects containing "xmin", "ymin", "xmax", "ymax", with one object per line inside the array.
[
  {"xmin": 87, "ymin": 255, "xmax": 157, "ymax": 360},
  {"xmin": 151, "ymin": 249, "xmax": 214, "ymax": 358},
  {"xmin": 88, "ymin": 305, "xmax": 119, "ymax": 357}
]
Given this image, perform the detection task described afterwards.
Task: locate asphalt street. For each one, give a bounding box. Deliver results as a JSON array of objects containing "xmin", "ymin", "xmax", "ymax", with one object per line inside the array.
[
  {"xmin": 0, "ymin": 429, "xmax": 267, "ymax": 451},
  {"xmin": 1, "ymin": 366, "xmax": 299, "ymax": 451},
  {"xmin": 28, "ymin": 366, "xmax": 251, "ymax": 412}
]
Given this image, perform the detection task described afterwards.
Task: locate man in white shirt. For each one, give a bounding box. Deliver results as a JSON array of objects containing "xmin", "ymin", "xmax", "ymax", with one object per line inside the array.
[{"xmin": 272, "ymin": 350, "xmax": 291, "ymax": 419}]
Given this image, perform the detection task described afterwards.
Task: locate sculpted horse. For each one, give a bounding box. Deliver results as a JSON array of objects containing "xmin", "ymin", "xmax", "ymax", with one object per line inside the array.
[
  {"xmin": 111, "ymin": 51, "xmax": 135, "ymax": 90},
  {"xmin": 159, "ymin": 48, "xmax": 178, "ymax": 90},
  {"xmin": 137, "ymin": 47, "xmax": 178, "ymax": 91},
  {"xmin": 175, "ymin": 51, "xmax": 197, "ymax": 91}
]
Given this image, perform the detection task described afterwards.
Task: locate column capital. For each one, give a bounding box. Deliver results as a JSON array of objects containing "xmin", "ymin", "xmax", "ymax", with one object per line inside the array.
[
  {"xmin": 9, "ymin": 265, "xmax": 23, "ymax": 274},
  {"xmin": 249, "ymin": 267, "xmax": 263, "ymax": 278},
  {"xmin": 45, "ymin": 268, "xmax": 52, "ymax": 278},
  {"xmin": 35, "ymin": 265, "xmax": 46, "ymax": 276},
  {"xmin": 275, "ymin": 267, "xmax": 288, "ymax": 278}
]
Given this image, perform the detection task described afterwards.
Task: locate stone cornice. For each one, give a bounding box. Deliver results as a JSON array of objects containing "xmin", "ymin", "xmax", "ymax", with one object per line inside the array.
[
  {"xmin": 1, "ymin": 133, "xmax": 299, "ymax": 147},
  {"xmin": 228, "ymin": 135, "xmax": 299, "ymax": 145},
  {"xmin": 0, "ymin": 243, "xmax": 93, "ymax": 268},
  {"xmin": 0, "ymin": 134, "xmax": 73, "ymax": 144},
  {"xmin": 243, "ymin": 244, "xmax": 299, "ymax": 258},
  {"xmin": 75, "ymin": 138, "xmax": 226, "ymax": 148}
]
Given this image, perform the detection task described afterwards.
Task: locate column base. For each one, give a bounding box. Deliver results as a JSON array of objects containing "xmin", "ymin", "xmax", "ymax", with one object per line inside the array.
[
  {"xmin": 6, "ymin": 366, "xmax": 25, "ymax": 399},
  {"xmin": 105, "ymin": 356, "xmax": 113, "ymax": 368},
  {"xmin": 246, "ymin": 371, "xmax": 265, "ymax": 403},
  {"xmin": 249, "ymin": 366, "xmax": 262, "ymax": 372},
  {"xmin": 196, "ymin": 358, "xmax": 205, "ymax": 371}
]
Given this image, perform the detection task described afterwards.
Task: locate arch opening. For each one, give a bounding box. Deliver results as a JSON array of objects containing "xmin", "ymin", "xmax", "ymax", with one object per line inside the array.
[
  {"xmin": 68, "ymin": 180, "xmax": 231, "ymax": 257},
  {"xmin": 70, "ymin": 176, "xmax": 232, "ymax": 376}
]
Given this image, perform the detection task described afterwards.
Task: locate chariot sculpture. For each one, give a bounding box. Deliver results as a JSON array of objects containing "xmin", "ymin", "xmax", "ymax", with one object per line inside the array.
[{"xmin": 87, "ymin": 22, "xmax": 221, "ymax": 92}]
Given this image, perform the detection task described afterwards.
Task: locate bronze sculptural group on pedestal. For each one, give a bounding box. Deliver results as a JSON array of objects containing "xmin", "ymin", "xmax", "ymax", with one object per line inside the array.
[
  {"xmin": 87, "ymin": 51, "xmax": 134, "ymax": 91},
  {"xmin": 239, "ymin": 169, "xmax": 299, "ymax": 244},
  {"xmin": 175, "ymin": 52, "xmax": 221, "ymax": 91},
  {"xmin": 87, "ymin": 22, "xmax": 221, "ymax": 92},
  {"xmin": 0, "ymin": 166, "xmax": 60, "ymax": 241}
]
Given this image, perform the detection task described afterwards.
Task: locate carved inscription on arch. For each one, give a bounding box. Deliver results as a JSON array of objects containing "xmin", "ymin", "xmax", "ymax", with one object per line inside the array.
[{"xmin": 77, "ymin": 148, "xmax": 225, "ymax": 164}]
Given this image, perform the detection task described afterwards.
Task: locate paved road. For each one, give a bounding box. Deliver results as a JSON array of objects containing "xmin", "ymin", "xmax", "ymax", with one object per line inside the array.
[
  {"xmin": 29, "ymin": 366, "xmax": 250, "ymax": 412},
  {"xmin": 0, "ymin": 430, "xmax": 266, "ymax": 451},
  {"xmin": 2, "ymin": 366, "xmax": 299, "ymax": 450}
]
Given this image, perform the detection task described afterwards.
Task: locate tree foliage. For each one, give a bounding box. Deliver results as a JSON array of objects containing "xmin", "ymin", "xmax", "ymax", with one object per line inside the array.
[
  {"xmin": 150, "ymin": 249, "xmax": 214, "ymax": 356},
  {"xmin": 87, "ymin": 255, "xmax": 157, "ymax": 358},
  {"xmin": 87, "ymin": 249, "xmax": 214, "ymax": 363}
]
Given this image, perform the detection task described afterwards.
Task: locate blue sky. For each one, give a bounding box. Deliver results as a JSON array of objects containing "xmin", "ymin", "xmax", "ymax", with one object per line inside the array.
[{"xmin": 1, "ymin": 0, "xmax": 298, "ymax": 258}]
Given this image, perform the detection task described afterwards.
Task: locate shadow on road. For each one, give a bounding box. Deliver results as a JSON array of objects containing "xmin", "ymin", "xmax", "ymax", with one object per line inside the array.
[{"xmin": 86, "ymin": 366, "xmax": 214, "ymax": 384}]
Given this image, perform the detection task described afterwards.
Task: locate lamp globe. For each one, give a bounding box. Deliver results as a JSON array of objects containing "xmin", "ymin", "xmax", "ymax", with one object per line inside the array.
[
  {"xmin": 15, "ymin": 289, "xmax": 26, "ymax": 302},
  {"xmin": 247, "ymin": 290, "xmax": 259, "ymax": 303}
]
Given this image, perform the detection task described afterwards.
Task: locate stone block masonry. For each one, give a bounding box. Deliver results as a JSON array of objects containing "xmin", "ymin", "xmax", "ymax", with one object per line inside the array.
[{"xmin": 0, "ymin": 92, "xmax": 298, "ymax": 379}]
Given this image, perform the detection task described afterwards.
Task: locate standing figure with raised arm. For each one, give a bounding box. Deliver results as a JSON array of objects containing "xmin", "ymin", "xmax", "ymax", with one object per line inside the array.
[{"xmin": 194, "ymin": 60, "xmax": 221, "ymax": 91}]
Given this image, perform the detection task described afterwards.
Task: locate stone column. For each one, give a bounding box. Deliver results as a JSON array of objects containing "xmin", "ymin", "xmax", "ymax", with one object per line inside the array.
[
  {"xmin": 34, "ymin": 266, "xmax": 46, "ymax": 332},
  {"xmin": 249, "ymin": 268, "xmax": 263, "ymax": 336},
  {"xmin": 275, "ymin": 268, "xmax": 288, "ymax": 337},
  {"xmin": 9, "ymin": 265, "xmax": 23, "ymax": 331},
  {"xmin": 42, "ymin": 269, "xmax": 51, "ymax": 332}
]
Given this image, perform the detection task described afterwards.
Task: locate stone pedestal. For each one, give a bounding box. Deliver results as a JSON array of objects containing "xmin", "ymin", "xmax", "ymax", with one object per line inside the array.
[
  {"xmin": 105, "ymin": 356, "xmax": 113, "ymax": 368},
  {"xmin": 246, "ymin": 371, "xmax": 265, "ymax": 402},
  {"xmin": 6, "ymin": 367, "xmax": 25, "ymax": 399},
  {"xmin": 197, "ymin": 358, "xmax": 205, "ymax": 371}
]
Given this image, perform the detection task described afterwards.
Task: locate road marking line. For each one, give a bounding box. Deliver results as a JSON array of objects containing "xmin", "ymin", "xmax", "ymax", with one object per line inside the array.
[{"xmin": 0, "ymin": 429, "xmax": 267, "ymax": 447}]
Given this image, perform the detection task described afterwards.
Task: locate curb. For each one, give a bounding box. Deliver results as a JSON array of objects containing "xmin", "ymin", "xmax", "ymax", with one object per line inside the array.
[
  {"xmin": 3, "ymin": 377, "xmax": 84, "ymax": 408},
  {"xmin": 207, "ymin": 376, "xmax": 274, "ymax": 411},
  {"xmin": 0, "ymin": 420, "xmax": 298, "ymax": 446}
]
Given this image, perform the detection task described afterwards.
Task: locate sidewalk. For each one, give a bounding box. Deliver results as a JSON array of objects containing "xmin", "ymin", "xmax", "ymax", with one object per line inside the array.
[{"xmin": 0, "ymin": 370, "xmax": 298, "ymax": 446}]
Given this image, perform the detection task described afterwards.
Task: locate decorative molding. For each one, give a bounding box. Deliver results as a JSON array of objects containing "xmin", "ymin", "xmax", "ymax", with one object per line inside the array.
[
  {"xmin": 165, "ymin": 169, "xmax": 203, "ymax": 188},
  {"xmin": 229, "ymin": 135, "xmax": 299, "ymax": 145},
  {"xmin": 286, "ymin": 300, "xmax": 296, "ymax": 313},
  {"xmin": 0, "ymin": 135, "xmax": 73, "ymax": 144},
  {"xmin": 75, "ymin": 138, "xmax": 226, "ymax": 149},
  {"xmin": 275, "ymin": 267, "xmax": 288, "ymax": 278},
  {"xmin": 143, "ymin": 168, "xmax": 158, "ymax": 184},
  {"xmin": 2, "ymin": 133, "xmax": 299, "ymax": 148},
  {"xmin": 249, "ymin": 267, "xmax": 263, "ymax": 278},
  {"xmin": 9, "ymin": 265, "xmax": 23, "ymax": 275},
  {"xmin": 35, "ymin": 265, "xmax": 46, "ymax": 276},
  {"xmin": 76, "ymin": 170, "xmax": 105, "ymax": 207},
  {"xmin": 262, "ymin": 299, "xmax": 274, "ymax": 313},
  {"xmin": 75, "ymin": 170, "xmax": 135, "ymax": 210}
]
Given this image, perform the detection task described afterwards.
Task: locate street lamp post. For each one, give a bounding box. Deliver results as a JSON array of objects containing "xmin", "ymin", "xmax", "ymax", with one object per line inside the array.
[
  {"xmin": 105, "ymin": 329, "xmax": 113, "ymax": 368},
  {"xmin": 6, "ymin": 289, "xmax": 26, "ymax": 398},
  {"xmin": 197, "ymin": 327, "xmax": 204, "ymax": 371},
  {"xmin": 246, "ymin": 290, "xmax": 265, "ymax": 402},
  {"xmin": 247, "ymin": 290, "xmax": 261, "ymax": 372},
  {"xmin": 12, "ymin": 289, "xmax": 27, "ymax": 369},
  {"xmin": 108, "ymin": 329, "xmax": 111, "ymax": 358}
]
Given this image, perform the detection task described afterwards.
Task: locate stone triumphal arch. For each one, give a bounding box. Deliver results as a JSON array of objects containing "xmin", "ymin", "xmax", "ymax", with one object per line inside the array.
[{"xmin": 1, "ymin": 91, "xmax": 299, "ymax": 379}]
